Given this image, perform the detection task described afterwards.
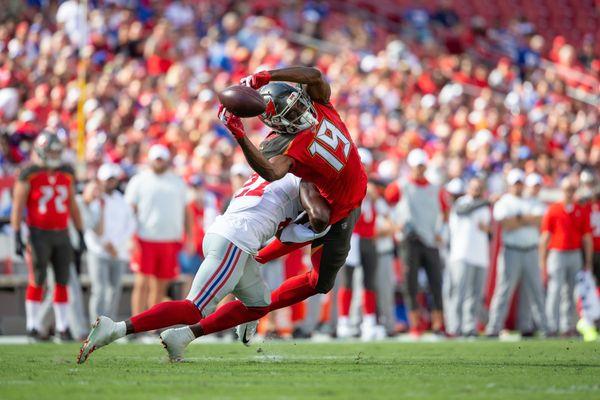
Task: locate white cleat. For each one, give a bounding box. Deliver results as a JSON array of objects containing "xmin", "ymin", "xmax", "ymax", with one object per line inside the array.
[
  {"xmin": 77, "ymin": 316, "xmax": 121, "ymax": 364},
  {"xmin": 160, "ymin": 327, "xmax": 194, "ymax": 362},
  {"xmin": 236, "ymin": 320, "xmax": 258, "ymax": 346}
]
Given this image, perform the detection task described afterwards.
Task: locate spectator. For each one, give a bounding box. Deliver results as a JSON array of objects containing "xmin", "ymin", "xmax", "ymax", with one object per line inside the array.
[
  {"xmin": 486, "ymin": 169, "xmax": 547, "ymax": 337},
  {"xmin": 447, "ymin": 177, "xmax": 491, "ymax": 336},
  {"xmin": 388, "ymin": 149, "xmax": 445, "ymax": 335},
  {"xmin": 125, "ymin": 144, "xmax": 192, "ymax": 315},
  {"xmin": 540, "ymin": 178, "xmax": 594, "ymax": 336},
  {"xmin": 579, "ymin": 170, "xmax": 600, "ymax": 284},
  {"xmin": 83, "ymin": 163, "xmax": 135, "ymax": 322}
]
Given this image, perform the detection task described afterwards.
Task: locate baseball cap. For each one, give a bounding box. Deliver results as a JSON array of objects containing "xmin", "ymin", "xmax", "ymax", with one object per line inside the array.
[
  {"xmin": 525, "ymin": 173, "xmax": 543, "ymax": 187},
  {"xmin": 148, "ymin": 144, "xmax": 171, "ymax": 161},
  {"xmin": 407, "ymin": 149, "xmax": 428, "ymax": 168},
  {"xmin": 97, "ymin": 163, "xmax": 121, "ymax": 181},
  {"xmin": 231, "ymin": 163, "xmax": 251, "ymax": 177},
  {"xmin": 506, "ymin": 168, "xmax": 525, "ymax": 185}
]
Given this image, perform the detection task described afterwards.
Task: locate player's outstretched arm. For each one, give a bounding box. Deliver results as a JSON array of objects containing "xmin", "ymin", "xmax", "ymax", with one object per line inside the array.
[
  {"xmin": 237, "ymin": 136, "xmax": 292, "ymax": 182},
  {"xmin": 245, "ymin": 67, "xmax": 330, "ymax": 104},
  {"xmin": 300, "ymin": 181, "xmax": 330, "ymax": 232},
  {"xmin": 270, "ymin": 67, "xmax": 331, "ymax": 104}
]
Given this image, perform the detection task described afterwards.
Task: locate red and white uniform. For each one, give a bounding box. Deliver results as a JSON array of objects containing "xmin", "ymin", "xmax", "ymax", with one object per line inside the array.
[
  {"xmin": 281, "ymin": 102, "xmax": 367, "ymax": 224},
  {"xmin": 208, "ymin": 173, "xmax": 303, "ymax": 254},
  {"xmin": 20, "ymin": 164, "xmax": 74, "ymax": 230}
]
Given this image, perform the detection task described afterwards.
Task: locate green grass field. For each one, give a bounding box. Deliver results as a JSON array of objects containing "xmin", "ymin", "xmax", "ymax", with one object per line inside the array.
[{"xmin": 0, "ymin": 340, "xmax": 599, "ymax": 400}]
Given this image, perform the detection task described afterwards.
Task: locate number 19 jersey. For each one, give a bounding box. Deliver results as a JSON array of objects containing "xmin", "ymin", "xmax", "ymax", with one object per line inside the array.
[
  {"xmin": 19, "ymin": 164, "xmax": 75, "ymax": 230},
  {"xmin": 207, "ymin": 173, "xmax": 302, "ymax": 254},
  {"xmin": 274, "ymin": 101, "xmax": 367, "ymax": 224}
]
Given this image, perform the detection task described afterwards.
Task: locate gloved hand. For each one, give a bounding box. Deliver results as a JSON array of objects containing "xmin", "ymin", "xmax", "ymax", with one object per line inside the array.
[
  {"xmin": 218, "ymin": 105, "xmax": 246, "ymax": 140},
  {"xmin": 14, "ymin": 230, "xmax": 24, "ymax": 257},
  {"xmin": 240, "ymin": 70, "xmax": 272, "ymax": 89}
]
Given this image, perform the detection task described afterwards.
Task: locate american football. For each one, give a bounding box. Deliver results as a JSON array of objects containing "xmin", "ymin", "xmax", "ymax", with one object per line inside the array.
[
  {"xmin": 218, "ymin": 85, "xmax": 266, "ymax": 117},
  {"xmin": 0, "ymin": 1, "xmax": 599, "ymax": 400}
]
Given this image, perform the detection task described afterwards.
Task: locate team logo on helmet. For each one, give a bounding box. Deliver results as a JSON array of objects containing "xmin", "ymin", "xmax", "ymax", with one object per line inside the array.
[{"xmin": 264, "ymin": 99, "xmax": 276, "ymax": 118}]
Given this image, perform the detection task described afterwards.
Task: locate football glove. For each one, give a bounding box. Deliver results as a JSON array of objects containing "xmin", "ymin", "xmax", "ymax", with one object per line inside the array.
[
  {"xmin": 240, "ymin": 70, "xmax": 271, "ymax": 89},
  {"xmin": 218, "ymin": 105, "xmax": 246, "ymax": 140}
]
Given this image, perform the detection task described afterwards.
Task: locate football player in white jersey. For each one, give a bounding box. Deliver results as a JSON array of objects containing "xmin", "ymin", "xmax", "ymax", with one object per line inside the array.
[{"xmin": 77, "ymin": 173, "xmax": 330, "ymax": 363}]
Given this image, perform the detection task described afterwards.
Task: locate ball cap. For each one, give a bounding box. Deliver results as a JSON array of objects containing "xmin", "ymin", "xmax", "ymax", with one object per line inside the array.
[
  {"xmin": 148, "ymin": 144, "xmax": 171, "ymax": 161},
  {"xmin": 525, "ymin": 173, "xmax": 543, "ymax": 187},
  {"xmin": 97, "ymin": 163, "xmax": 122, "ymax": 181},
  {"xmin": 407, "ymin": 149, "xmax": 428, "ymax": 167},
  {"xmin": 506, "ymin": 168, "xmax": 526, "ymax": 185}
]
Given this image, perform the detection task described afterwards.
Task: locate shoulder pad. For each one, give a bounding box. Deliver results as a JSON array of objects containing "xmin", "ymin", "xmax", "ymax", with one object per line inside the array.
[
  {"xmin": 259, "ymin": 132, "xmax": 296, "ymax": 160},
  {"xmin": 18, "ymin": 164, "xmax": 42, "ymax": 181},
  {"xmin": 57, "ymin": 163, "xmax": 76, "ymax": 177}
]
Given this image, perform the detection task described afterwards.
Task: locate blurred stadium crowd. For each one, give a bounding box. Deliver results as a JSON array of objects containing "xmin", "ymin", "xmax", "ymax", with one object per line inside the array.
[{"xmin": 0, "ymin": 0, "xmax": 598, "ymax": 341}]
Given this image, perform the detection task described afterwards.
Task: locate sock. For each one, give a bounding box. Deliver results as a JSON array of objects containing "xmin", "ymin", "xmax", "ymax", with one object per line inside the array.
[
  {"xmin": 363, "ymin": 289, "xmax": 377, "ymax": 315},
  {"xmin": 53, "ymin": 303, "xmax": 69, "ymax": 333},
  {"xmin": 362, "ymin": 313, "xmax": 377, "ymax": 328},
  {"xmin": 199, "ymin": 301, "xmax": 269, "ymax": 336},
  {"xmin": 338, "ymin": 287, "xmax": 353, "ymax": 317},
  {"xmin": 25, "ymin": 284, "xmax": 44, "ymax": 332},
  {"xmin": 338, "ymin": 315, "xmax": 349, "ymax": 327},
  {"xmin": 199, "ymin": 273, "xmax": 319, "ymax": 336},
  {"xmin": 53, "ymin": 284, "xmax": 69, "ymax": 333},
  {"xmin": 25, "ymin": 301, "xmax": 41, "ymax": 331},
  {"xmin": 255, "ymin": 239, "xmax": 309, "ymax": 264},
  {"xmin": 130, "ymin": 300, "xmax": 201, "ymax": 334}
]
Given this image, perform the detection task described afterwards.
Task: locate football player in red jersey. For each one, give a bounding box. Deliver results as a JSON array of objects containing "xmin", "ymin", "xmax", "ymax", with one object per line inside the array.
[
  {"xmin": 11, "ymin": 131, "xmax": 85, "ymax": 341},
  {"xmin": 175, "ymin": 67, "xmax": 368, "ymax": 343}
]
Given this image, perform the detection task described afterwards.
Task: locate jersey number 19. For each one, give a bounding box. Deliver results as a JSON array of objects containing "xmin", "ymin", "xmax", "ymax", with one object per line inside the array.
[{"xmin": 309, "ymin": 119, "xmax": 350, "ymax": 172}]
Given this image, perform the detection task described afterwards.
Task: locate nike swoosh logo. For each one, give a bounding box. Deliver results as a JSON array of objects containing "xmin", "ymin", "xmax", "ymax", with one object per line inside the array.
[{"xmin": 241, "ymin": 327, "xmax": 250, "ymax": 344}]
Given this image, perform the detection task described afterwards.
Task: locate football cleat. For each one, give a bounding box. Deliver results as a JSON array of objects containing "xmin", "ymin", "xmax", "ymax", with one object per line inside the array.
[
  {"xmin": 360, "ymin": 323, "xmax": 386, "ymax": 342},
  {"xmin": 77, "ymin": 316, "xmax": 121, "ymax": 364},
  {"xmin": 336, "ymin": 317, "xmax": 356, "ymax": 339},
  {"xmin": 236, "ymin": 320, "xmax": 258, "ymax": 346},
  {"xmin": 160, "ymin": 327, "xmax": 194, "ymax": 362}
]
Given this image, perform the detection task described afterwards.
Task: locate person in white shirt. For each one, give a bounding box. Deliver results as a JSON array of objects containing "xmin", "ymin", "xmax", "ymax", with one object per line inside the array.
[
  {"xmin": 517, "ymin": 173, "xmax": 548, "ymax": 335},
  {"xmin": 124, "ymin": 144, "xmax": 193, "ymax": 315},
  {"xmin": 82, "ymin": 164, "xmax": 136, "ymax": 323},
  {"xmin": 486, "ymin": 169, "xmax": 547, "ymax": 336},
  {"xmin": 447, "ymin": 177, "xmax": 491, "ymax": 336}
]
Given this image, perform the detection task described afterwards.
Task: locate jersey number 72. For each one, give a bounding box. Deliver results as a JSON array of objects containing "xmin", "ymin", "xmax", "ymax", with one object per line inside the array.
[{"xmin": 308, "ymin": 119, "xmax": 350, "ymax": 172}]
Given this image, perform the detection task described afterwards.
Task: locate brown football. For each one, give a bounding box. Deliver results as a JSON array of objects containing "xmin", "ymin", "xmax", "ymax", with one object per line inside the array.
[{"xmin": 217, "ymin": 85, "xmax": 266, "ymax": 118}]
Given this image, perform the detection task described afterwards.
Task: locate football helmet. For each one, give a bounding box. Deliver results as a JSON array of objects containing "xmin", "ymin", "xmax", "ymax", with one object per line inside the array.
[
  {"xmin": 34, "ymin": 131, "xmax": 64, "ymax": 169},
  {"xmin": 258, "ymin": 82, "xmax": 317, "ymax": 134}
]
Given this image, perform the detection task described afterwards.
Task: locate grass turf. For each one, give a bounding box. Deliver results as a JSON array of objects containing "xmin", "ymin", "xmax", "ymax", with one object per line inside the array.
[{"xmin": 0, "ymin": 340, "xmax": 599, "ymax": 400}]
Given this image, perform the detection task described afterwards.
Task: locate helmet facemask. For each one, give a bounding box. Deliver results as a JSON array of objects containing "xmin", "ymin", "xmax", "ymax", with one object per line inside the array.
[{"xmin": 259, "ymin": 85, "xmax": 317, "ymax": 134}]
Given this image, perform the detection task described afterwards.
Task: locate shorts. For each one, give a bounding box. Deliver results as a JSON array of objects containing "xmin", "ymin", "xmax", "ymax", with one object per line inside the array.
[
  {"xmin": 138, "ymin": 238, "xmax": 181, "ymax": 280},
  {"xmin": 28, "ymin": 227, "xmax": 73, "ymax": 286}
]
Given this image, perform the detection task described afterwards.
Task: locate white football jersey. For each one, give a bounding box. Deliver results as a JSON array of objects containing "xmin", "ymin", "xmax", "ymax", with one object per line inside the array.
[{"xmin": 207, "ymin": 173, "xmax": 302, "ymax": 254}]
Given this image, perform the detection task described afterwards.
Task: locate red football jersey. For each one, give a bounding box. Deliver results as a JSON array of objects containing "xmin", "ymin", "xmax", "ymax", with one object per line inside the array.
[
  {"xmin": 19, "ymin": 164, "xmax": 75, "ymax": 230},
  {"xmin": 283, "ymin": 101, "xmax": 367, "ymax": 224}
]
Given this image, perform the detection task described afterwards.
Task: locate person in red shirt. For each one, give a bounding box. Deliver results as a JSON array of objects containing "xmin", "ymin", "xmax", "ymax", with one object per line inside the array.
[
  {"xmin": 183, "ymin": 66, "xmax": 367, "ymax": 342},
  {"xmin": 579, "ymin": 170, "xmax": 600, "ymax": 283},
  {"xmin": 540, "ymin": 178, "xmax": 593, "ymax": 336},
  {"xmin": 10, "ymin": 131, "xmax": 85, "ymax": 341}
]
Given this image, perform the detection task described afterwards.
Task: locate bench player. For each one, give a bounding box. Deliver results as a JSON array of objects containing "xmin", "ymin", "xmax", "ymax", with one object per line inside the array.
[
  {"xmin": 11, "ymin": 131, "xmax": 85, "ymax": 341},
  {"xmin": 162, "ymin": 66, "xmax": 367, "ymax": 347},
  {"xmin": 77, "ymin": 173, "xmax": 330, "ymax": 363}
]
